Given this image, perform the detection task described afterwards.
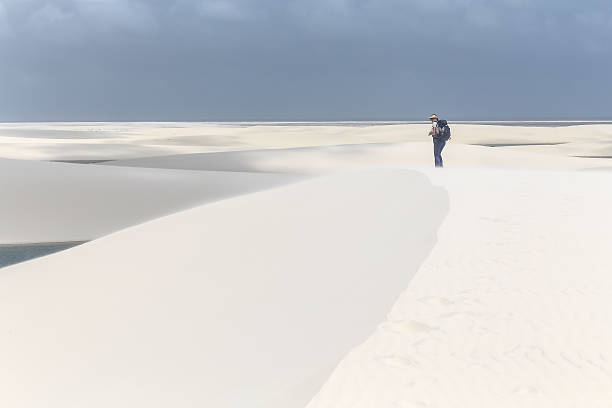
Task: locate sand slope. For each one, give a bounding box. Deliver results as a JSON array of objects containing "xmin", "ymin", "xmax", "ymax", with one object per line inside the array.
[
  {"xmin": 0, "ymin": 158, "xmax": 303, "ymax": 244},
  {"xmin": 308, "ymin": 168, "xmax": 612, "ymax": 407},
  {"xmin": 105, "ymin": 142, "xmax": 611, "ymax": 173},
  {"xmin": 0, "ymin": 170, "xmax": 448, "ymax": 408}
]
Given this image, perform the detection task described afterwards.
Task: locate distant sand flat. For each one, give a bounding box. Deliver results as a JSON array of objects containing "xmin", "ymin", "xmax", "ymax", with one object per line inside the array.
[
  {"xmin": 0, "ymin": 129, "xmax": 117, "ymax": 139},
  {"xmin": 471, "ymin": 142, "xmax": 567, "ymax": 147},
  {"xmin": 1, "ymin": 122, "xmax": 612, "ymax": 163},
  {"xmin": 105, "ymin": 142, "xmax": 612, "ymax": 173}
]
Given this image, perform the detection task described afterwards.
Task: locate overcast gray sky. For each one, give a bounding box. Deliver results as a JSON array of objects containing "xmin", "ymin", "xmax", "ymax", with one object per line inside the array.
[{"xmin": 1, "ymin": 0, "xmax": 611, "ymax": 121}]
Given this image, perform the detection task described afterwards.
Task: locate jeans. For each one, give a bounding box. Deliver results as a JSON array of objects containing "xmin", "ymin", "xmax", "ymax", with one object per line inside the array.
[{"xmin": 433, "ymin": 138, "xmax": 446, "ymax": 168}]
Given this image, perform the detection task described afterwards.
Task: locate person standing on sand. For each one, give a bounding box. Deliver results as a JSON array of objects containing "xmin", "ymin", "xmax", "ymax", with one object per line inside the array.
[{"xmin": 428, "ymin": 114, "xmax": 451, "ymax": 168}]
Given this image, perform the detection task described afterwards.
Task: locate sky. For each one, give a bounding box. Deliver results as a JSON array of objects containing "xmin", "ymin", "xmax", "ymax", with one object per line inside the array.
[{"xmin": 1, "ymin": 0, "xmax": 611, "ymax": 121}]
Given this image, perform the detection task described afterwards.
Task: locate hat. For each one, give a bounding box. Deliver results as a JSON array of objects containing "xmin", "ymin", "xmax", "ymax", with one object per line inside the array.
[{"xmin": 428, "ymin": 114, "xmax": 438, "ymax": 120}]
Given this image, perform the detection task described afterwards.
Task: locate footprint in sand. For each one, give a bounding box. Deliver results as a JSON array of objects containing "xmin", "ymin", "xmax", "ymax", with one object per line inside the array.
[
  {"xmin": 437, "ymin": 310, "xmax": 479, "ymax": 320},
  {"xmin": 418, "ymin": 296, "xmax": 453, "ymax": 306},
  {"xmin": 381, "ymin": 320, "xmax": 434, "ymax": 335},
  {"xmin": 512, "ymin": 385, "xmax": 540, "ymax": 397},
  {"xmin": 376, "ymin": 354, "xmax": 418, "ymax": 368}
]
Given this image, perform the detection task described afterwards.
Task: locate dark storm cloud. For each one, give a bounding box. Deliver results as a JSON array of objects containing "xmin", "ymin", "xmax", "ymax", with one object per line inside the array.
[{"xmin": 1, "ymin": 0, "xmax": 611, "ymax": 121}]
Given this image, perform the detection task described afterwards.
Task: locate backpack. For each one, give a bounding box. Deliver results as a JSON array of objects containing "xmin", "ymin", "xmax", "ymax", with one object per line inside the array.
[{"xmin": 437, "ymin": 120, "xmax": 451, "ymax": 141}]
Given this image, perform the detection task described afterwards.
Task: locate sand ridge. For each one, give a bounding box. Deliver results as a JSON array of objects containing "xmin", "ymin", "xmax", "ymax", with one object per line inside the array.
[
  {"xmin": 0, "ymin": 169, "xmax": 448, "ymax": 407},
  {"xmin": 308, "ymin": 168, "xmax": 612, "ymax": 407}
]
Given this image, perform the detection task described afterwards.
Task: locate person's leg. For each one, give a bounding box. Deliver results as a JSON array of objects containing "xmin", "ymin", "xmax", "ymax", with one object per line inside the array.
[
  {"xmin": 433, "ymin": 139, "xmax": 444, "ymax": 167},
  {"xmin": 433, "ymin": 140, "xmax": 438, "ymax": 166},
  {"xmin": 438, "ymin": 140, "xmax": 446, "ymax": 167}
]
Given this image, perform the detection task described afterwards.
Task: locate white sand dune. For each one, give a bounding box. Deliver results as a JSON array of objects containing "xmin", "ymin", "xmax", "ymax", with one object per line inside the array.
[
  {"xmin": 0, "ymin": 170, "xmax": 448, "ymax": 408},
  {"xmin": 104, "ymin": 142, "xmax": 611, "ymax": 173},
  {"xmin": 308, "ymin": 168, "xmax": 612, "ymax": 407},
  {"xmin": 2, "ymin": 122, "xmax": 612, "ymax": 407},
  {"xmin": 1, "ymin": 122, "xmax": 612, "ymax": 162},
  {"xmin": 0, "ymin": 158, "xmax": 304, "ymax": 244}
]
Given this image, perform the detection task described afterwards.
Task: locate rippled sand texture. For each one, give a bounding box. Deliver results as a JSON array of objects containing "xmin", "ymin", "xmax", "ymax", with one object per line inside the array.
[
  {"xmin": 308, "ymin": 169, "xmax": 612, "ymax": 408},
  {"xmin": 0, "ymin": 122, "xmax": 611, "ymax": 407}
]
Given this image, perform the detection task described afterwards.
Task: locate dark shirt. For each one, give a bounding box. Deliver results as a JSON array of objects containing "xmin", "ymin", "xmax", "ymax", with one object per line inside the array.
[{"xmin": 432, "ymin": 119, "xmax": 448, "ymax": 140}]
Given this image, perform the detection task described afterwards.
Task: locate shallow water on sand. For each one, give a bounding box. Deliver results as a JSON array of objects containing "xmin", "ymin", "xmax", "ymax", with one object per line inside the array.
[{"xmin": 0, "ymin": 242, "xmax": 85, "ymax": 269}]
